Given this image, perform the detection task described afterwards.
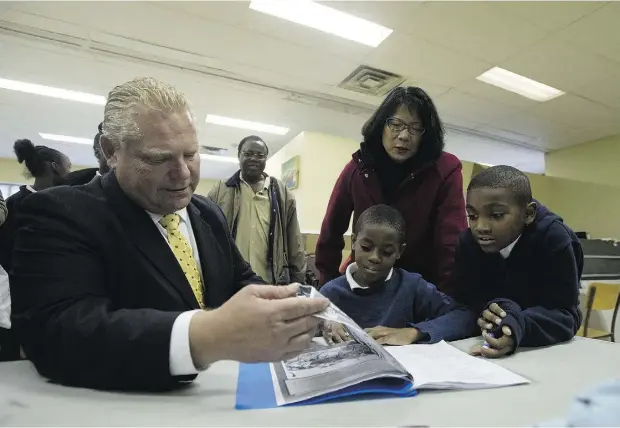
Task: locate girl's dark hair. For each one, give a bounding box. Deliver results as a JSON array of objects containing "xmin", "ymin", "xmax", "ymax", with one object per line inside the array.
[
  {"xmin": 361, "ymin": 86, "xmax": 445, "ymax": 166},
  {"xmin": 14, "ymin": 139, "xmax": 65, "ymax": 178},
  {"xmin": 94, "ymin": 122, "xmax": 104, "ymax": 161}
]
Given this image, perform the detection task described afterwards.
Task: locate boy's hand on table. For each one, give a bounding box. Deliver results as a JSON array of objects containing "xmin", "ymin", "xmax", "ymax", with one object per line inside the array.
[
  {"xmin": 471, "ymin": 328, "xmax": 515, "ymax": 358},
  {"xmin": 366, "ymin": 326, "xmax": 421, "ymax": 345},
  {"xmin": 477, "ymin": 302, "xmax": 507, "ymax": 331},
  {"xmin": 322, "ymin": 321, "xmax": 351, "ymax": 345}
]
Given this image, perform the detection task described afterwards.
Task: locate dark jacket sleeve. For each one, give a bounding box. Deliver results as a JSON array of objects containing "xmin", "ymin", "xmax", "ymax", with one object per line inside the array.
[
  {"xmin": 408, "ymin": 275, "xmax": 477, "ymax": 344},
  {"xmin": 315, "ymin": 164, "xmax": 354, "ymax": 285},
  {"xmin": 491, "ymin": 240, "xmax": 582, "ymax": 348},
  {"xmin": 431, "ymin": 163, "xmax": 467, "ymax": 296},
  {"xmin": 451, "ymin": 232, "xmax": 486, "ymax": 336},
  {"xmin": 0, "ymin": 190, "xmax": 6, "ymax": 226},
  {"xmin": 10, "ymin": 191, "xmax": 187, "ymax": 391}
]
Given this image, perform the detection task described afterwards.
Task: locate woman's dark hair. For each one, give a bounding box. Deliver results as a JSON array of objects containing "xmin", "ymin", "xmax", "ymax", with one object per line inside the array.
[
  {"xmin": 14, "ymin": 139, "xmax": 66, "ymax": 178},
  {"xmin": 362, "ymin": 86, "xmax": 445, "ymax": 166}
]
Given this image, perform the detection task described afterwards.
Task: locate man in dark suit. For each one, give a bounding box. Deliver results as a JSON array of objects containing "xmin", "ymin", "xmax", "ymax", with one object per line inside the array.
[
  {"xmin": 63, "ymin": 122, "xmax": 110, "ymax": 186},
  {"xmin": 10, "ymin": 77, "xmax": 328, "ymax": 391}
]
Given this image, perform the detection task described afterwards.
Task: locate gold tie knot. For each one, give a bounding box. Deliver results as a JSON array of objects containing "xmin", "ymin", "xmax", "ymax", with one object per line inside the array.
[{"xmin": 160, "ymin": 213, "xmax": 180, "ymax": 231}]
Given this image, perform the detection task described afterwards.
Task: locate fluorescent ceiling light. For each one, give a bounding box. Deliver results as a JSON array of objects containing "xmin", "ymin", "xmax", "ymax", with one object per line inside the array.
[
  {"xmin": 39, "ymin": 133, "xmax": 92, "ymax": 145},
  {"xmin": 249, "ymin": 0, "xmax": 392, "ymax": 47},
  {"xmin": 200, "ymin": 153, "xmax": 238, "ymax": 164},
  {"xmin": 0, "ymin": 78, "xmax": 106, "ymax": 105},
  {"xmin": 205, "ymin": 114, "xmax": 289, "ymax": 136},
  {"xmin": 476, "ymin": 67, "xmax": 564, "ymax": 102}
]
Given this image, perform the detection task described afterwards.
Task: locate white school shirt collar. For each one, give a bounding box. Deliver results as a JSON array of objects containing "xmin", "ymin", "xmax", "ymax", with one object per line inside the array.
[
  {"xmin": 25, "ymin": 185, "xmax": 37, "ymax": 193},
  {"xmin": 345, "ymin": 262, "xmax": 393, "ymax": 290},
  {"xmin": 500, "ymin": 235, "xmax": 521, "ymax": 259}
]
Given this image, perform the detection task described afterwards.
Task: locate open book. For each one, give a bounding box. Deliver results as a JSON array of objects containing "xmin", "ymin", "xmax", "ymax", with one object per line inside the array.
[{"xmin": 262, "ymin": 285, "xmax": 530, "ymax": 407}]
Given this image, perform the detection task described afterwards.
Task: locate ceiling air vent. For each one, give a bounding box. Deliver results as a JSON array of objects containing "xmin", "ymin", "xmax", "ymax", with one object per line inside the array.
[{"xmin": 338, "ymin": 65, "xmax": 406, "ymax": 97}]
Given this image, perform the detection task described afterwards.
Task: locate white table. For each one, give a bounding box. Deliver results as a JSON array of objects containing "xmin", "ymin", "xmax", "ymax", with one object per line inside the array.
[{"xmin": 1, "ymin": 337, "xmax": 619, "ymax": 427}]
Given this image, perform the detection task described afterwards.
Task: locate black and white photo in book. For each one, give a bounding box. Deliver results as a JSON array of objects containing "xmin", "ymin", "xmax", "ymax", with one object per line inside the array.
[{"xmin": 272, "ymin": 286, "xmax": 413, "ymax": 405}]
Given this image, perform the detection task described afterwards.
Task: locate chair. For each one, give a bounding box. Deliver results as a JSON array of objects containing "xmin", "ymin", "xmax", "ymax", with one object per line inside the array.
[{"xmin": 577, "ymin": 282, "xmax": 620, "ymax": 341}]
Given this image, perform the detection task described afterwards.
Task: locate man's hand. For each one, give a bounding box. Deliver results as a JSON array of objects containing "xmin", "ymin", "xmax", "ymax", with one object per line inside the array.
[
  {"xmin": 477, "ymin": 302, "xmax": 507, "ymax": 331},
  {"xmin": 189, "ymin": 284, "xmax": 329, "ymax": 367},
  {"xmin": 365, "ymin": 326, "xmax": 421, "ymax": 345},
  {"xmin": 471, "ymin": 328, "xmax": 516, "ymax": 358},
  {"xmin": 322, "ymin": 322, "xmax": 351, "ymax": 345}
]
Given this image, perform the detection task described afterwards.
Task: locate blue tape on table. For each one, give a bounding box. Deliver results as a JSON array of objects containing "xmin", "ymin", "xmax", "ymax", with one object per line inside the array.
[{"xmin": 235, "ymin": 362, "xmax": 418, "ymax": 410}]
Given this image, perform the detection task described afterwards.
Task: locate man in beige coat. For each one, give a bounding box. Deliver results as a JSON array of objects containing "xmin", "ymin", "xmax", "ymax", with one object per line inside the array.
[{"xmin": 208, "ymin": 135, "xmax": 307, "ymax": 284}]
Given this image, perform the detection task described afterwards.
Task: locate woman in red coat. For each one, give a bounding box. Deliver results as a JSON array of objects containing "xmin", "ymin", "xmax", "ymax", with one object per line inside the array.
[{"xmin": 315, "ymin": 86, "xmax": 467, "ymax": 295}]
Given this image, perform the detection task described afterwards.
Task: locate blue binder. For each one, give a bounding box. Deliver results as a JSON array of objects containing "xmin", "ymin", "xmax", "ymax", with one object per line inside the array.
[{"xmin": 235, "ymin": 362, "xmax": 417, "ymax": 410}]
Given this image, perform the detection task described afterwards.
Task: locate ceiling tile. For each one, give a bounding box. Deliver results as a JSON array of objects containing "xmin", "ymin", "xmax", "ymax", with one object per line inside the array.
[
  {"xmin": 399, "ymin": 2, "xmax": 549, "ymax": 63},
  {"xmin": 499, "ymin": 34, "xmax": 620, "ymax": 94},
  {"xmin": 482, "ymin": 1, "xmax": 607, "ymax": 31},
  {"xmin": 490, "ymin": 110, "xmax": 575, "ymax": 145},
  {"xmin": 442, "ymin": 114, "xmax": 486, "ymax": 131},
  {"xmin": 528, "ymin": 94, "xmax": 620, "ymax": 136},
  {"xmin": 472, "ymin": 124, "xmax": 538, "ymax": 147},
  {"xmin": 363, "ymin": 32, "xmax": 491, "ymax": 87},
  {"xmin": 557, "ymin": 2, "xmax": 620, "ymax": 63},
  {"xmin": 543, "ymin": 127, "xmax": 611, "ymax": 151},
  {"xmin": 573, "ymin": 75, "xmax": 620, "ymax": 110},
  {"xmin": 455, "ymin": 79, "xmax": 538, "ymax": 110},
  {"xmin": 323, "ymin": 1, "xmax": 424, "ymax": 34},
  {"xmin": 433, "ymin": 90, "xmax": 521, "ymax": 125},
  {"xmin": 156, "ymin": 1, "xmax": 373, "ymax": 63}
]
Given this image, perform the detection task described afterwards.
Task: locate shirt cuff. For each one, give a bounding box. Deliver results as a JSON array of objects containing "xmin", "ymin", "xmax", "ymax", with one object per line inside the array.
[{"xmin": 169, "ymin": 310, "xmax": 205, "ymax": 376}]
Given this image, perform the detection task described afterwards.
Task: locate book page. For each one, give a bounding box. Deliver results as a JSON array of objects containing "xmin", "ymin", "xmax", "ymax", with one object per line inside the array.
[{"xmin": 386, "ymin": 341, "xmax": 530, "ymax": 390}]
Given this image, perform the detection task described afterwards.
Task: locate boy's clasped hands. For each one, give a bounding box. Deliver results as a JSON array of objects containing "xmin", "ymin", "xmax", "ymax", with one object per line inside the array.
[{"xmin": 471, "ymin": 302, "xmax": 516, "ymax": 358}]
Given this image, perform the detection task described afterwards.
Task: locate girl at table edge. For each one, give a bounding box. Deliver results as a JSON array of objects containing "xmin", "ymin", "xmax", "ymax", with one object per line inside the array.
[{"xmin": 315, "ymin": 86, "xmax": 467, "ymax": 295}]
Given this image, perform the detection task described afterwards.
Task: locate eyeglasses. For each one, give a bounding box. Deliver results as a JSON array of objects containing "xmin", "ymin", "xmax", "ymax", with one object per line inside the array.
[
  {"xmin": 241, "ymin": 151, "xmax": 267, "ymax": 160},
  {"xmin": 386, "ymin": 117, "xmax": 425, "ymax": 136}
]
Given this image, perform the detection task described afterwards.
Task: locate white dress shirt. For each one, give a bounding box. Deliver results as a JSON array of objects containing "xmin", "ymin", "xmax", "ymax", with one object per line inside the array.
[
  {"xmin": 0, "ymin": 187, "xmax": 37, "ymax": 329},
  {"xmin": 0, "ymin": 264, "xmax": 10, "ymax": 330},
  {"xmin": 345, "ymin": 262, "xmax": 393, "ymax": 290},
  {"xmin": 146, "ymin": 208, "xmax": 206, "ymax": 376},
  {"xmin": 500, "ymin": 236, "xmax": 521, "ymax": 259}
]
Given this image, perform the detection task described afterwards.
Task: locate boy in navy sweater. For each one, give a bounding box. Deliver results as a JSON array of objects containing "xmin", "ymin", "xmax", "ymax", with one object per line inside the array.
[
  {"xmin": 320, "ymin": 205, "xmax": 473, "ymax": 346},
  {"xmin": 456, "ymin": 165, "xmax": 583, "ymax": 358}
]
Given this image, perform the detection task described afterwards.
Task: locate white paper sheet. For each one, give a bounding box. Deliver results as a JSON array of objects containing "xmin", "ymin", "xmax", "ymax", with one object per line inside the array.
[{"xmin": 386, "ymin": 340, "xmax": 530, "ymax": 390}]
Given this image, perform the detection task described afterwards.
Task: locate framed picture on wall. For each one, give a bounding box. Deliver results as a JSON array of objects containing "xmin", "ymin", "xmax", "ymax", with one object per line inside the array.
[{"xmin": 282, "ymin": 155, "xmax": 300, "ymax": 190}]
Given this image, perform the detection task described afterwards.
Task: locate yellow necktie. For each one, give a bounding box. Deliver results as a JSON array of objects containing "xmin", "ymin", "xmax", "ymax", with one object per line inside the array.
[{"xmin": 160, "ymin": 214, "xmax": 205, "ymax": 309}]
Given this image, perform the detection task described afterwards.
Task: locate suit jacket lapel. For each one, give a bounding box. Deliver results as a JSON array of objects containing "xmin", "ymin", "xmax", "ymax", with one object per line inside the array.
[
  {"xmin": 187, "ymin": 202, "xmax": 222, "ymax": 308},
  {"xmin": 101, "ymin": 172, "xmax": 199, "ymax": 309}
]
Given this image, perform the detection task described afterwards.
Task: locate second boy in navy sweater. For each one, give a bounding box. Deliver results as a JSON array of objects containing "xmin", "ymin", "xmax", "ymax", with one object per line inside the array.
[
  {"xmin": 456, "ymin": 165, "xmax": 583, "ymax": 358},
  {"xmin": 320, "ymin": 205, "xmax": 473, "ymax": 346}
]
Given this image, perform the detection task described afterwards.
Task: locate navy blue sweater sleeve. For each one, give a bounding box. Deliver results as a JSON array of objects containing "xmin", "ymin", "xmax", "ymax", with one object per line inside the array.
[
  {"xmin": 318, "ymin": 279, "xmax": 343, "ymax": 307},
  {"xmin": 408, "ymin": 276, "xmax": 477, "ymax": 344},
  {"xmin": 492, "ymin": 239, "xmax": 582, "ymax": 347}
]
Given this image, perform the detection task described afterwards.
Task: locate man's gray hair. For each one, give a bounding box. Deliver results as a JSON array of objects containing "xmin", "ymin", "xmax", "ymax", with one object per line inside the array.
[{"xmin": 102, "ymin": 77, "xmax": 194, "ymax": 148}]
